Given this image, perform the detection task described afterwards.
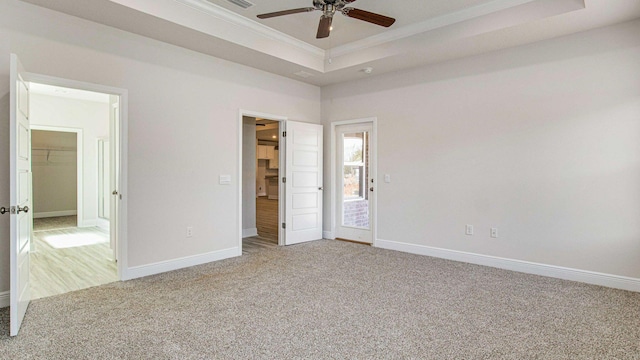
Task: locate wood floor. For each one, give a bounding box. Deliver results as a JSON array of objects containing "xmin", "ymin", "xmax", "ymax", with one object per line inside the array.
[
  {"xmin": 242, "ymin": 236, "xmax": 278, "ymax": 255},
  {"xmin": 256, "ymin": 196, "xmax": 278, "ymax": 241},
  {"xmin": 31, "ymin": 216, "xmax": 117, "ymax": 300}
]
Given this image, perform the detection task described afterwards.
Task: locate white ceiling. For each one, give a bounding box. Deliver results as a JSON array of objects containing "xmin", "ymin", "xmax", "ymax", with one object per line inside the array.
[
  {"xmin": 210, "ymin": 0, "xmax": 495, "ymax": 49},
  {"xmin": 19, "ymin": 0, "xmax": 640, "ymax": 86}
]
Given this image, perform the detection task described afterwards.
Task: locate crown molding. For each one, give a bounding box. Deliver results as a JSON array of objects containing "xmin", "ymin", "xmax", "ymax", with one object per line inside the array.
[
  {"xmin": 328, "ymin": 0, "xmax": 537, "ymax": 58},
  {"xmin": 174, "ymin": 0, "xmax": 325, "ymax": 58}
]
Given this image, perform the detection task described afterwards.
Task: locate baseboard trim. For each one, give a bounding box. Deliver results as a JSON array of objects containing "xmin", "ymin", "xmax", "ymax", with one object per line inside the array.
[
  {"xmin": 96, "ymin": 218, "xmax": 110, "ymax": 231},
  {"xmin": 323, "ymin": 231, "xmax": 335, "ymax": 239},
  {"xmin": 34, "ymin": 210, "xmax": 77, "ymax": 219},
  {"xmin": 0, "ymin": 291, "xmax": 9, "ymax": 308},
  {"xmin": 80, "ymin": 219, "xmax": 97, "ymax": 228},
  {"xmin": 376, "ymin": 239, "xmax": 640, "ymax": 292},
  {"xmin": 122, "ymin": 247, "xmax": 239, "ymax": 281},
  {"xmin": 242, "ymin": 228, "xmax": 258, "ymax": 238}
]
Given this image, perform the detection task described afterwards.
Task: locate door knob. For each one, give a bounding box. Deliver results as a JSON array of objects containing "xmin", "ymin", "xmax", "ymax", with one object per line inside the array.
[
  {"xmin": 112, "ymin": 190, "xmax": 118, "ymax": 195},
  {"xmin": 318, "ymin": 187, "xmax": 323, "ymax": 190},
  {"xmin": 369, "ymin": 187, "xmax": 374, "ymax": 192},
  {"xmin": 17, "ymin": 205, "xmax": 29, "ymax": 214},
  {"xmin": 0, "ymin": 207, "xmax": 9, "ymax": 215}
]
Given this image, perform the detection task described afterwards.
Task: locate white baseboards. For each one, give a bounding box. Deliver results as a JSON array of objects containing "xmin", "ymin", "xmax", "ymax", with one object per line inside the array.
[
  {"xmin": 80, "ymin": 219, "xmax": 97, "ymax": 228},
  {"xmin": 96, "ymin": 218, "xmax": 110, "ymax": 231},
  {"xmin": 122, "ymin": 247, "xmax": 239, "ymax": 281},
  {"xmin": 0, "ymin": 291, "xmax": 9, "ymax": 308},
  {"xmin": 376, "ymin": 239, "xmax": 640, "ymax": 293},
  {"xmin": 34, "ymin": 210, "xmax": 77, "ymax": 219},
  {"xmin": 323, "ymin": 231, "xmax": 335, "ymax": 239},
  {"xmin": 242, "ymin": 228, "xmax": 258, "ymax": 238}
]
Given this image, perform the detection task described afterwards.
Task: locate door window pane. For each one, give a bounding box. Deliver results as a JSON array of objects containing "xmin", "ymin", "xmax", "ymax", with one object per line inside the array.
[{"xmin": 342, "ymin": 132, "xmax": 369, "ymax": 228}]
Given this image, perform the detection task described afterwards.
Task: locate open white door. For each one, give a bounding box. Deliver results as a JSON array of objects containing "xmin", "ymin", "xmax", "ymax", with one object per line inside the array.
[
  {"xmin": 9, "ymin": 54, "xmax": 32, "ymax": 336},
  {"xmin": 284, "ymin": 121, "xmax": 323, "ymax": 245},
  {"xmin": 109, "ymin": 96, "xmax": 119, "ymax": 261}
]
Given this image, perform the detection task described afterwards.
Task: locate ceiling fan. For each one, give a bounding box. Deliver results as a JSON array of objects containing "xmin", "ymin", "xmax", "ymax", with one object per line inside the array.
[{"xmin": 256, "ymin": 0, "xmax": 396, "ymax": 39}]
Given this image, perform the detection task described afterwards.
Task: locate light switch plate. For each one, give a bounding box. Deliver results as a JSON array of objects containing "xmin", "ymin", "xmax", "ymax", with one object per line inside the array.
[
  {"xmin": 219, "ymin": 175, "xmax": 231, "ymax": 185},
  {"xmin": 384, "ymin": 174, "xmax": 391, "ymax": 183}
]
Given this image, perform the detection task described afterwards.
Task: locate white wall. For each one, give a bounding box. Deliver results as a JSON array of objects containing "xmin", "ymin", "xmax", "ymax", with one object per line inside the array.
[
  {"xmin": 242, "ymin": 117, "xmax": 256, "ymax": 235},
  {"xmin": 31, "ymin": 130, "xmax": 78, "ymax": 215},
  {"xmin": 322, "ymin": 20, "xmax": 640, "ymax": 279},
  {"xmin": 0, "ymin": 0, "xmax": 320, "ymax": 291},
  {"xmin": 30, "ymin": 94, "xmax": 109, "ymax": 225}
]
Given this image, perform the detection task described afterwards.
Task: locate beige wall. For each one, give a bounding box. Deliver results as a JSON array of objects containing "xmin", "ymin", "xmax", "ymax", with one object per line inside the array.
[
  {"xmin": 322, "ymin": 20, "xmax": 640, "ymax": 279},
  {"xmin": 0, "ymin": 0, "xmax": 320, "ymax": 292}
]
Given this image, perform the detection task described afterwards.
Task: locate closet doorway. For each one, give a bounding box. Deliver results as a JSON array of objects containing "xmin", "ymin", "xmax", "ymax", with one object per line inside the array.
[{"xmin": 29, "ymin": 83, "xmax": 118, "ymax": 299}]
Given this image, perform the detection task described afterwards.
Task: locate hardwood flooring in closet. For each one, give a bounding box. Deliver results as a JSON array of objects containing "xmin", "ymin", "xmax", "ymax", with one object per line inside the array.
[{"xmin": 256, "ymin": 196, "xmax": 278, "ymax": 241}]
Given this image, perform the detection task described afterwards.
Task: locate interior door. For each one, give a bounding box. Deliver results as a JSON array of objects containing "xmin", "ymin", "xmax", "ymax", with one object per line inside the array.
[
  {"xmin": 109, "ymin": 96, "xmax": 119, "ymax": 261},
  {"xmin": 9, "ymin": 53, "xmax": 32, "ymax": 336},
  {"xmin": 335, "ymin": 123, "xmax": 373, "ymax": 243},
  {"xmin": 284, "ymin": 121, "xmax": 323, "ymax": 245}
]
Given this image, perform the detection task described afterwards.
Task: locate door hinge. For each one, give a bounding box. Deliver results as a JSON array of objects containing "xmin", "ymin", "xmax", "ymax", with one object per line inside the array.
[
  {"xmin": 282, "ymin": 131, "xmax": 287, "ymax": 137},
  {"xmin": 282, "ymin": 222, "xmax": 286, "ymax": 229},
  {"xmin": 282, "ymin": 177, "xmax": 286, "ymax": 183}
]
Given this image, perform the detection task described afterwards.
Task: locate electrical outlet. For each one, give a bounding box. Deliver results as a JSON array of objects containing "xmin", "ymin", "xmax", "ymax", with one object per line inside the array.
[
  {"xmin": 491, "ymin": 228, "xmax": 498, "ymax": 238},
  {"xmin": 186, "ymin": 227, "xmax": 194, "ymax": 238},
  {"xmin": 465, "ymin": 224, "xmax": 473, "ymax": 235}
]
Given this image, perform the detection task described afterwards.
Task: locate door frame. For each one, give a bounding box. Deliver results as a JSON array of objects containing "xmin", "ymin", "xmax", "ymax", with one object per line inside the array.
[
  {"xmin": 26, "ymin": 72, "xmax": 129, "ymax": 281},
  {"xmin": 237, "ymin": 109, "xmax": 287, "ymax": 254},
  {"xmin": 329, "ymin": 117, "xmax": 378, "ymax": 245},
  {"xmin": 29, "ymin": 125, "xmax": 84, "ymax": 227}
]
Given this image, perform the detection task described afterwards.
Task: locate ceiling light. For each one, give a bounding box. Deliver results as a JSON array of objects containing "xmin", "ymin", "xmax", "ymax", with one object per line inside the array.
[
  {"xmin": 272, "ymin": 135, "xmax": 277, "ymax": 139},
  {"xmin": 361, "ymin": 67, "xmax": 374, "ymax": 74}
]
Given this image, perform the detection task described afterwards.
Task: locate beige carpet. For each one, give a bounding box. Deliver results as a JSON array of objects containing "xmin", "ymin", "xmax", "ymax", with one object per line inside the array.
[{"xmin": 1, "ymin": 240, "xmax": 639, "ymax": 358}]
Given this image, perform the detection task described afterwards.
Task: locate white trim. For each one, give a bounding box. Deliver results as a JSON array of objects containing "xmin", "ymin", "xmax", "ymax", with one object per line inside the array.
[
  {"xmin": 242, "ymin": 228, "xmax": 258, "ymax": 238},
  {"xmin": 26, "ymin": 72, "xmax": 129, "ymax": 283},
  {"xmin": 376, "ymin": 239, "xmax": 640, "ymax": 293},
  {"xmin": 97, "ymin": 218, "xmax": 110, "ymax": 231},
  {"xmin": 30, "ymin": 125, "xmax": 84, "ymax": 228},
  {"xmin": 330, "ymin": 117, "xmax": 378, "ymax": 246},
  {"xmin": 79, "ymin": 219, "xmax": 97, "ymax": 227},
  {"xmin": 33, "ymin": 210, "xmax": 77, "ymax": 219},
  {"xmin": 123, "ymin": 247, "xmax": 239, "ymax": 281},
  {"xmin": 322, "ymin": 231, "xmax": 334, "ymax": 240},
  {"xmin": 0, "ymin": 291, "xmax": 8, "ymax": 308},
  {"xmin": 330, "ymin": 0, "xmax": 537, "ymax": 58},
  {"xmin": 175, "ymin": 0, "xmax": 324, "ymax": 58},
  {"xmin": 238, "ymin": 110, "xmax": 288, "ymax": 255}
]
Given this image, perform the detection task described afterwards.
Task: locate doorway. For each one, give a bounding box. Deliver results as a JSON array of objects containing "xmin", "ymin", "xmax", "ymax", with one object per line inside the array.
[
  {"xmin": 332, "ymin": 120, "xmax": 377, "ymax": 244},
  {"xmin": 28, "ymin": 83, "xmax": 118, "ymax": 299},
  {"xmin": 241, "ymin": 115, "xmax": 283, "ymax": 253}
]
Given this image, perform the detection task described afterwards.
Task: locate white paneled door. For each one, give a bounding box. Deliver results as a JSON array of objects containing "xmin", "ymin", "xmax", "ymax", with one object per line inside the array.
[
  {"xmin": 284, "ymin": 121, "xmax": 323, "ymax": 245},
  {"xmin": 9, "ymin": 54, "xmax": 32, "ymax": 336}
]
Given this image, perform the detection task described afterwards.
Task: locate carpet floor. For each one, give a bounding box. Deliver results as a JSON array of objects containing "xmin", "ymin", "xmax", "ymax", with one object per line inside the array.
[{"xmin": 1, "ymin": 240, "xmax": 639, "ymax": 359}]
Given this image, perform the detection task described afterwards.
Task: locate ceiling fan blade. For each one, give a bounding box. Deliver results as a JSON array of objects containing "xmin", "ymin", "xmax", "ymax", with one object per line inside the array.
[
  {"xmin": 316, "ymin": 15, "xmax": 333, "ymax": 39},
  {"xmin": 342, "ymin": 8, "xmax": 396, "ymax": 27},
  {"xmin": 257, "ymin": 7, "xmax": 316, "ymax": 19}
]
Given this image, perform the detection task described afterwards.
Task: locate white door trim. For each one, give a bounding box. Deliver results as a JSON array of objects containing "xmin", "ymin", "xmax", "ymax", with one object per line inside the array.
[
  {"xmin": 330, "ymin": 117, "xmax": 378, "ymax": 246},
  {"xmin": 238, "ymin": 109, "xmax": 287, "ymax": 254},
  {"xmin": 26, "ymin": 72, "xmax": 129, "ymax": 281},
  {"xmin": 29, "ymin": 125, "xmax": 84, "ymax": 227}
]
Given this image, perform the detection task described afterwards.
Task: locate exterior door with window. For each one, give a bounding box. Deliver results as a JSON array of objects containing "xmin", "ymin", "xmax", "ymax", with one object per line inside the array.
[{"xmin": 336, "ymin": 123, "xmax": 373, "ymax": 243}]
